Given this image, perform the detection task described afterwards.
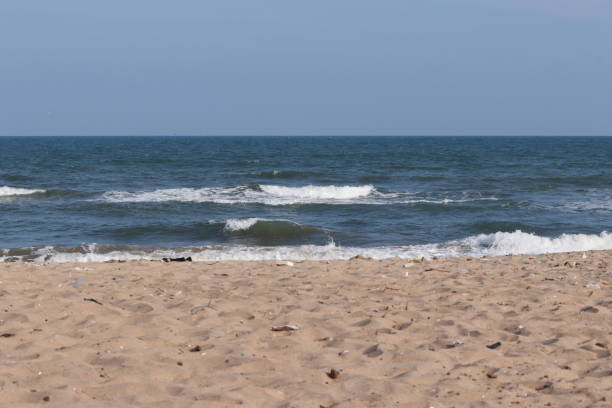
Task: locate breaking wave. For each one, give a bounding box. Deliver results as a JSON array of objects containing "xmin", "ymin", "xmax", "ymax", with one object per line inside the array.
[
  {"xmin": 222, "ymin": 218, "xmax": 329, "ymax": 244},
  {"xmin": 3, "ymin": 230, "xmax": 611, "ymax": 263},
  {"xmin": 100, "ymin": 184, "xmax": 380, "ymax": 205},
  {"xmin": 0, "ymin": 186, "xmax": 46, "ymax": 196},
  {"xmin": 464, "ymin": 230, "xmax": 612, "ymax": 255},
  {"xmin": 98, "ymin": 184, "xmax": 497, "ymax": 206}
]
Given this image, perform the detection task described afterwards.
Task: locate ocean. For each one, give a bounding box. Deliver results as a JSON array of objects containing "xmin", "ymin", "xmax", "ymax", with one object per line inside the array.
[{"xmin": 1, "ymin": 136, "xmax": 611, "ymax": 262}]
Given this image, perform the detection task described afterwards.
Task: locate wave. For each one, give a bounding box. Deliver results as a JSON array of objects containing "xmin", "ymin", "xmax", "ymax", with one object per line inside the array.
[
  {"xmin": 100, "ymin": 184, "xmax": 381, "ymax": 205},
  {"xmin": 4, "ymin": 231, "xmax": 612, "ymax": 263},
  {"xmin": 562, "ymin": 196, "xmax": 612, "ymax": 212},
  {"xmin": 400, "ymin": 197, "xmax": 498, "ymax": 205},
  {"xmin": 259, "ymin": 184, "xmax": 374, "ymax": 200},
  {"xmin": 0, "ymin": 186, "xmax": 46, "ymax": 196},
  {"xmin": 463, "ymin": 230, "xmax": 612, "ymax": 256},
  {"xmin": 98, "ymin": 184, "xmax": 499, "ymax": 207},
  {"xmin": 223, "ymin": 218, "xmax": 277, "ymax": 231},
  {"xmin": 222, "ymin": 218, "xmax": 328, "ymax": 243}
]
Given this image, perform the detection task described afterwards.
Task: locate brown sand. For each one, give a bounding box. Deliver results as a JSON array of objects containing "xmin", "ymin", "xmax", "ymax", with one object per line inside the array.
[{"xmin": 0, "ymin": 251, "xmax": 611, "ymax": 407}]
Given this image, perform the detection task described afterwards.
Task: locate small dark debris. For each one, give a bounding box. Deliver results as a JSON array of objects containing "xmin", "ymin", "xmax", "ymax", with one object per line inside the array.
[
  {"xmin": 486, "ymin": 342, "xmax": 502, "ymax": 349},
  {"xmin": 581, "ymin": 306, "xmax": 599, "ymax": 313},
  {"xmin": 271, "ymin": 324, "xmax": 299, "ymax": 332},
  {"xmin": 595, "ymin": 342, "xmax": 608, "ymax": 349},
  {"xmin": 177, "ymin": 361, "xmax": 183, "ymax": 366},
  {"xmin": 326, "ymin": 368, "xmax": 340, "ymax": 379},
  {"xmin": 42, "ymin": 396, "xmax": 50, "ymax": 402},
  {"xmin": 535, "ymin": 382, "xmax": 553, "ymax": 392},
  {"xmin": 1, "ymin": 333, "xmax": 15, "ymax": 338},
  {"xmin": 163, "ymin": 257, "xmax": 192, "ymax": 262},
  {"xmin": 189, "ymin": 345, "xmax": 201, "ymax": 352},
  {"xmin": 83, "ymin": 298, "xmax": 103, "ymax": 306}
]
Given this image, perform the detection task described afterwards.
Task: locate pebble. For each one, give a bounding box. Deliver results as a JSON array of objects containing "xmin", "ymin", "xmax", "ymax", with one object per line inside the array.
[{"xmin": 326, "ymin": 368, "xmax": 340, "ymax": 379}]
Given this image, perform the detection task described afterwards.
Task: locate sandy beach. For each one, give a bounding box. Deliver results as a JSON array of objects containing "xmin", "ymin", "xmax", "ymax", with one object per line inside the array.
[{"xmin": 1, "ymin": 252, "xmax": 611, "ymax": 407}]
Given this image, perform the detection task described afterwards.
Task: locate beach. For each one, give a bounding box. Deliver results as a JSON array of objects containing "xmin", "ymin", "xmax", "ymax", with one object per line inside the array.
[{"xmin": 1, "ymin": 251, "xmax": 610, "ymax": 407}]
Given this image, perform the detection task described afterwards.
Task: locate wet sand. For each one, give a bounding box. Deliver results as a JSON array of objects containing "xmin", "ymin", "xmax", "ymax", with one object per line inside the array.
[{"xmin": 0, "ymin": 251, "xmax": 611, "ymax": 407}]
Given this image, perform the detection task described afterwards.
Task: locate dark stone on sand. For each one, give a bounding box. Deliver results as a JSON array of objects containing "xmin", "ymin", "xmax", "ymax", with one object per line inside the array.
[
  {"xmin": 83, "ymin": 298, "xmax": 103, "ymax": 306},
  {"xmin": 581, "ymin": 306, "xmax": 599, "ymax": 313},
  {"xmin": 43, "ymin": 396, "xmax": 50, "ymax": 402},
  {"xmin": 486, "ymin": 342, "xmax": 502, "ymax": 349},
  {"xmin": 1, "ymin": 333, "xmax": 15, "ymax": 338},
  {"xmin": 190, "ymin": 345, "xmax": 202, "ymax": 352},
  {"xmin": 326, "ymin": 369, "xmax": 340, "ymax": 379},
  {"xmin": 363, "ymin": 344, "xmax": 383, "ymax": 358}
]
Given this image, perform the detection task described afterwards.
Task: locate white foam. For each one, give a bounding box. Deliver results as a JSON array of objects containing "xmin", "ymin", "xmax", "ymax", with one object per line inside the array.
[
  {"xmin": 0, "ymin": 186, "xmax": 45, "ymax": 196},
  {"xmin": 98, "ymin": 185, "xmax": 503, "ymax": 207},
  {"xmin": 224, "ymin": 218, "xmax": 262, "ymax": 231},
  {"xmin": 100, "ymin": 184, "xmax": 380, "ymax": 205},
  {"xmin": 259, "ymin": 184, "xmax": 375, "ymax": 200},
  {"xmin": 464, "ymin": 230, "xmax": 612, "ymax": 256},
  {"xmin": 5, "ymin": 230, "xmax": 612, "ymax": 263}
]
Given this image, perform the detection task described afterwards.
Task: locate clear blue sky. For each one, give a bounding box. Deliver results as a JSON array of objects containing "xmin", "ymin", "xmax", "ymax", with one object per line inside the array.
[{"xmin": 1, "ymin": 0, "xmax": 611, "ymax": 136}]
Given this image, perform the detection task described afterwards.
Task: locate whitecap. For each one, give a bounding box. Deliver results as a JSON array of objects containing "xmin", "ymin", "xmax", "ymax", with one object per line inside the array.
[
  {"xmin": 0, "ymin": 186, "xmax": 46, "ymax": 196},
  {"xmin": 100, "ymin": 184, "xmax": 381, "ymax": 205}
]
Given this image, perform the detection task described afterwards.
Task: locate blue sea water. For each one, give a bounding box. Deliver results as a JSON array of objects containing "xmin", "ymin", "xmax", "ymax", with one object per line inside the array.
[{"xmin": 1, "ymin": 136, "xmax": 612, "ymax": 262}]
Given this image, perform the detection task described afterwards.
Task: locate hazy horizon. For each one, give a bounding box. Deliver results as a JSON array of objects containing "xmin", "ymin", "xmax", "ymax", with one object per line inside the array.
[{"xmin": 2, "ymin": 1, "xmax": 611, "ymax": 136}]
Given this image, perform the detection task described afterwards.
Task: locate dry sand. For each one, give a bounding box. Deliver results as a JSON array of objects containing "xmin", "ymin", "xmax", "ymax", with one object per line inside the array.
[{"xmin": 0, "ymin": 251, "xmax": 611, "ymax": 407}]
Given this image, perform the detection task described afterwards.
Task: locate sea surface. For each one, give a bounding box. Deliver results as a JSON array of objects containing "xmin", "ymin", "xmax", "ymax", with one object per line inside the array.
[{"xmin": 1, "ymin": 136, "xmax": 612, "ymax": 262}]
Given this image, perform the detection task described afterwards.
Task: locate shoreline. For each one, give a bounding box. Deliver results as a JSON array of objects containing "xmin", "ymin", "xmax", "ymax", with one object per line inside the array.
[
  {"xmin": 1, "ymin": 250, "xmax": 611, "ymax": 407},
  {"xmin": 4, "ymin": 228, "xmax": 612, "ymax": 263}
]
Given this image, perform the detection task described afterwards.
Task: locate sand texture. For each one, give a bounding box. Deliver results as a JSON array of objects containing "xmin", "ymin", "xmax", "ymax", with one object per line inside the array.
[{"xmin": 1, "ymin": 251, "xmax": 611, "ymax": 407}]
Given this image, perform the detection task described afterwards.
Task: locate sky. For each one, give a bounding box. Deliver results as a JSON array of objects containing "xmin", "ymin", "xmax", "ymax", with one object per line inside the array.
[{"xmin": 1, "ymin": 1, "xmax": 611, "ymax": 136}]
